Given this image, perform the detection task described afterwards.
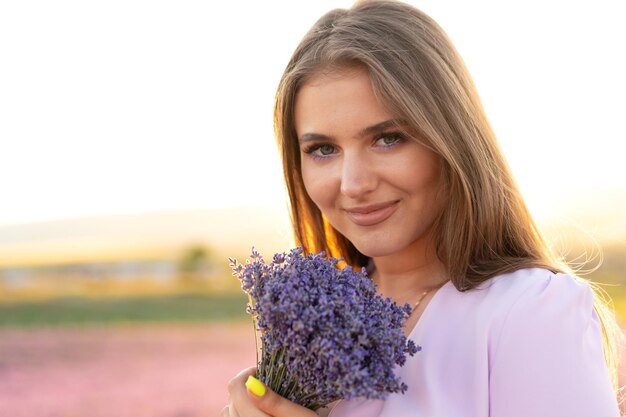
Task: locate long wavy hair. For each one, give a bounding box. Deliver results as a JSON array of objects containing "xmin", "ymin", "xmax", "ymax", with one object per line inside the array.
[{"xmin": 274, "ymin": 0, "xmax": 623, "ymax": 398}]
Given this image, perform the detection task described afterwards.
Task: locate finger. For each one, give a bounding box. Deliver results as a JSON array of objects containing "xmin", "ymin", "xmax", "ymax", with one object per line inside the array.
[
  {"xmin": 228, "ymin": 367, "xmax": 270, "ymax": 417},
  {"xmin": 245, "ymin": 376, "xmax": 318, "ymax": 417}
]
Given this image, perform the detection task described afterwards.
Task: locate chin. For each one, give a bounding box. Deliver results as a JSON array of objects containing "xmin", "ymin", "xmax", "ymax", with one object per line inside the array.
[{"xmin": 349, "ymin": 237, "xmax": 402, "ymax": 259}]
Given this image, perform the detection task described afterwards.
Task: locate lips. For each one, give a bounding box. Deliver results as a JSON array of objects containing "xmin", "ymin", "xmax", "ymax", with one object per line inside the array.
[{"xmin": 343, "ymin": 201, "xmax": 400, "ymax": 226}]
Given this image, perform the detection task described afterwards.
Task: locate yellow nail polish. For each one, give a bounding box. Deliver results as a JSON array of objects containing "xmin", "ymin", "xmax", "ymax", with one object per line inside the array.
[{"xmin": 245, "ymin": 376, "xmax": 266, "ymax": 397}]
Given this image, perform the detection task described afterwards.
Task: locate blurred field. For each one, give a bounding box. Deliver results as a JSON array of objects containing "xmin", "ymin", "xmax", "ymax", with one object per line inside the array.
[
  {"xmin": 0, "ymin": 291, "xmax": 625, "ymax": 416},
  {"xmin": 0, "ymin": 293, "xmax": 253, "ymax": 416},
  {"xmin": 0, "ymin": 293, "xmax": 248, "ymax": 327},
  {"xmin": 0, "ymin": 213, "xmax": 624, "ymax": 416},
  {"xmin": 0, "ymin": 322, "xmax": 255, "ymax": 417}
]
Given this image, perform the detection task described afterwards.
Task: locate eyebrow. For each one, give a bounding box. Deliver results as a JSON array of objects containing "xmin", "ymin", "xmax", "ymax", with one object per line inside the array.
[{"xmin": 298, "ymin": 118, "xmax": 407, "ymax": 144}]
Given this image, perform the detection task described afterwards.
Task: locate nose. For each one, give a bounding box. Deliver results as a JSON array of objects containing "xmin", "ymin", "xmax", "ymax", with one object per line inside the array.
[{"xmin": 339, "ymin": 153, "xmax": 377, "ymax": 198}]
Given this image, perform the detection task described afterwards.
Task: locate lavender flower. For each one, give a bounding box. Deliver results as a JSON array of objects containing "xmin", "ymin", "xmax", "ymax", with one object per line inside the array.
[{"xmin": 229, "ymin": 247, "xmax": 419, "ymax": 410}]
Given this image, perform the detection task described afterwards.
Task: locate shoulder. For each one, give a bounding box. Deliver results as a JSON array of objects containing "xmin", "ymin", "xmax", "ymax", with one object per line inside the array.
[
  {"xmin": 479, "ymin": 266, "xmax": 590, "ymax": 294},
  {"xmin": 475, "ymin": 267, "xmax": 593, "ymax": 316},
  {"xmin": 424, "ymin": 267, "xmax": 596, "ymax": 348},
  {"xmin": 433, "ymin": 268, "xmax": 592, "ymax": 330},
  {"xmin": 463, "ymin": 268, "xmax": 596, "ymax": 360},
  {"xmin": 483, "ymin": 267, "xmax": 597, "ymax": 363},
  {"xmin": 483, "ymin": 270, "xmax": 619, "ymax": 416}
]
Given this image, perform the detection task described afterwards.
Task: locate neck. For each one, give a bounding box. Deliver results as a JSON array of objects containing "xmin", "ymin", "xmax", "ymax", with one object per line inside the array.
[
  {"xmin": 370, "ymin": 233, "xmax": 449, "ymax": 300},
  {"xmin": 373, "ymin": 256, "xmax": 448, "ymax": 298}
]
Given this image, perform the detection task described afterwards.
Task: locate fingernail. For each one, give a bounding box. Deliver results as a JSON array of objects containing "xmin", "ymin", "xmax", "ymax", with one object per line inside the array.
[{"xmin": 245, "ymin": 376, "xmax": 266, "ymax": 397}]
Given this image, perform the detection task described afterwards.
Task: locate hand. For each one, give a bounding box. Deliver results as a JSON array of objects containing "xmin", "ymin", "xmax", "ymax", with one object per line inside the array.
[{"xmin": 222, "ymin": 366, "xmax": 319, "ymax": 417}]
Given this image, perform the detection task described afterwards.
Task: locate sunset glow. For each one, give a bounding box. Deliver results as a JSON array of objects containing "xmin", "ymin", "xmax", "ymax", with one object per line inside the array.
[{"xmin": 0, "ymin": 0, "xmax": 624, "ymax": 228}]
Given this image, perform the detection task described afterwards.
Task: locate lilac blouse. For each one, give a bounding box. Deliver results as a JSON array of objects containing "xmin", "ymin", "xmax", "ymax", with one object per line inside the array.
[{"xmin": 328, "ymin": 268, "xmax": 620, "ymax": 417}]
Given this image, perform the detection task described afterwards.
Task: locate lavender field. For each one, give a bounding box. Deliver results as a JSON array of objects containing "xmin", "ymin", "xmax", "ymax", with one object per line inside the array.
[
  {"xmin": 1, "ymin": 321, "xmax": 625, "ymax": 416},
  {"xmin": 0, "ymin": 323, "xmax": 255, "ymax": 417}
]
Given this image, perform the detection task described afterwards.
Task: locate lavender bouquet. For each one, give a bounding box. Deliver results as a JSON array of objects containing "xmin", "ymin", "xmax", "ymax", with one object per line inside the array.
[{"xmin": 229, "ymin": 247, "xmax": 419, "ymax": 410}]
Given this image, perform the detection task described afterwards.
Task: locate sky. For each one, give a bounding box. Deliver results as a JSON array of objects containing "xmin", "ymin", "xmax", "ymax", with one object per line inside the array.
[{"xmin": 0, "ymin": 0, "xmax": 625, "ymax": 227}]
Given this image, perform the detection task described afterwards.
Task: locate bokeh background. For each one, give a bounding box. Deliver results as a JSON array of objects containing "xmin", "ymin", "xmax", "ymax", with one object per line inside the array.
[{"xmin": 1, "ymin": 0, "xmax": 625, "ymax": 416}]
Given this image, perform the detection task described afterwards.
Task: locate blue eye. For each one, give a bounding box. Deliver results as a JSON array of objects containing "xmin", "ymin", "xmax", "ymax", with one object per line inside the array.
[
  {"xmin": 303, "ymin": 143, "xmax": 336, "ymax": 160},
  {"xmin": 317, "ymin": 144, "xmax": 335, "ymax": 155},
  {"xmin": 374, "ymin": 132, "xmax": 405, "ymax": 148}
]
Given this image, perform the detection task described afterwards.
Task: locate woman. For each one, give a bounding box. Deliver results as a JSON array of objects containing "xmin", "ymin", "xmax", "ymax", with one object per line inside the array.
[{"xmin": 223, "ymin": 1, "xmax": 623, "ymax": 416}]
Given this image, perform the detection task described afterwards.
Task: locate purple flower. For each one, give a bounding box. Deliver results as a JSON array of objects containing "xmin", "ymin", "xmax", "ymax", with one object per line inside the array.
[{"xmin": 230, "ymin": 247, "xmax": 419, "ymax": 410}]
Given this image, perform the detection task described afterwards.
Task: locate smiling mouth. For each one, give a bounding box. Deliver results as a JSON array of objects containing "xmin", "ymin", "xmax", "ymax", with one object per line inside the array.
[{"xmin": 344, "ymin": 201, "xmax": 400, "ymax": 226}]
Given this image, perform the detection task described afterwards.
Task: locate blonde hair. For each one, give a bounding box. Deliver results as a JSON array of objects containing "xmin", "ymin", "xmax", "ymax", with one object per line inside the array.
[{"xmin": 274, "ymin": 0, "xmax": 623, "ymax": 400}]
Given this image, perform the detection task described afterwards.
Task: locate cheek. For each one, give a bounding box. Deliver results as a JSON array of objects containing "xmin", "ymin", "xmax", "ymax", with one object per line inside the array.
[
  {"xmin": 301, "ymin": 161, "xmax": 338, "ymax": 211},
  {"xmin": 301, "ymin": 161, "xmax": 324, "ymax": 206},
  {"xmin": 401, "ymin": 150, "xmax": 442, "ymax": 192}
]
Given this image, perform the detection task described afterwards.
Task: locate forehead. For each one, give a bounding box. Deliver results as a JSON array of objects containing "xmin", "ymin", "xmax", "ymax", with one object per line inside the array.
[{"xmin": 294, "ymin": 66, "xmax": 393, "ymax": 134}]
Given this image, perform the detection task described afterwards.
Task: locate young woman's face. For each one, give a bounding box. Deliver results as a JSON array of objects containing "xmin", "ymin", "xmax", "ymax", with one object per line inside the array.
[{"xmin": 294, "ymin": 66, "xmax": 445, "ymax": 259}]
